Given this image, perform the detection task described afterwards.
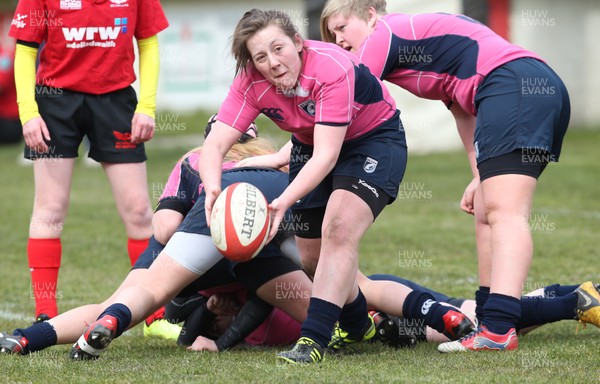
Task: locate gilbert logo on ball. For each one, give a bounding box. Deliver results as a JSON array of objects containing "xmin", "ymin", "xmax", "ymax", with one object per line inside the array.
[{"xmin": 210, "ymin": 182, "xmax": 271, "ymax": 262}]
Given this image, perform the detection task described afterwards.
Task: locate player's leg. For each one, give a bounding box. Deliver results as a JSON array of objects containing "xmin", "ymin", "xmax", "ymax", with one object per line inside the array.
[
  {"xmin": 0, "ymin": 266, "xmax": 151, "ymax": 355},
  {"xmin": 309, "ymin": 189, "xmax": 377, "ymax": 352},
  {"xmin": 26, "ymin": 89, "xmax": 85, "ymax": 321},
  {"xmin": 359, "ymin": 272, "xmax": 475, "ymax": 342},
  {"xmin": 255, "ymin": 269, "xmax": 311, "ymax": 324},
  {"xmin": 70, "ymin": 196, "xmax": 225, "ymax": 360},
  {"xmin": 439, "ymin": 58, "xmax": 570, "ymax": 353},
  {"xmin": 474, "ymin": 183, "xmax": 493, "ymax": 324},
  {"xmin": 295, "ymin": 237, "xmax": 321, "ymax": 277},
  {"xmin": 68, "ymin": 250, "xmax": 203, "ymax": 360},
  {"xmin": 28, "ymin": 159, "xmax": 76, "ymax": 320},
  {"xmin": 86, "ymin": 86, "xmax": 153, "ymax": 266},
  {"xmin": 104, "ymin": 161, "xmax": 153, "ymax": 264}
]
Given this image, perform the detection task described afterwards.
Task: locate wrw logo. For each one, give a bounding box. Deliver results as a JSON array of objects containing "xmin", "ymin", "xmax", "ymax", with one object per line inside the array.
[
  {"xmin": 62, "ymin": 18, "xmax": 128, "ymax": 41},
  {"xmin": 62, "ymin": 26, "xmax": 120, "ymax": 41}
]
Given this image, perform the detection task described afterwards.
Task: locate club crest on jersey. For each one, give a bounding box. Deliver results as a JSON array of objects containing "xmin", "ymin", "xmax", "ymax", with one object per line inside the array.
[
  {"xmin": 110, "ymin": 0, "xmax": 129, "ymax": 8},
  {"xmin": 260, "ymin": 108, "xmax": 285, "ymax": 122},
  {"xmin": 11, "ymin": 14, "xmax": 27, "ymax": 29},
  {"xmin": 60, "ymin": 0, "xmax": 82, "ymax": 10},
  {"xmin": 298, "ymin": 100, "xmax": 315, "ymax": 117},
  {"xmin": 363, "ymin": 157, "xmax": 378, "ymax": 173}
]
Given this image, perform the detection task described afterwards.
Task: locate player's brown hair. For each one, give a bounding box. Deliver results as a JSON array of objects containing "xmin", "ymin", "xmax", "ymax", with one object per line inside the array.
[
  {"xmin": 320, "ymin": 0, "xmax": 387, "ymax": 43},
  {"xmin": 231, "ymin": 9, "xmax": 301, "ymax": 76}
]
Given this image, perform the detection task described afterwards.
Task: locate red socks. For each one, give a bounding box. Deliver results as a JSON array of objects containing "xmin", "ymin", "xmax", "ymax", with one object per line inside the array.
[
  {"xmin": 27, "ymin": 238, "xmax": 62, "ymax": 319},
  {"xmin": 127, "ymin": 238, "xmax": 149, "ymax": 266},
  {"xmin": 145, "ymin": 306, "xmax": 166, "ymax": 326}
]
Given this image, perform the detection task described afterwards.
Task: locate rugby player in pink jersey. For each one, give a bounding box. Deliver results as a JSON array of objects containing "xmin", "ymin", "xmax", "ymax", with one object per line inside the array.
[
  {"xmin": 9, "ymin": 0, "xmax": 168, "ymax": 324},
  {"xmin": 198, "ymin": 9, "xmax": 477, "ymax": 364},
  {"xmin": 321, "ymin": 0, "xmax": 572, "ymax": 352}
]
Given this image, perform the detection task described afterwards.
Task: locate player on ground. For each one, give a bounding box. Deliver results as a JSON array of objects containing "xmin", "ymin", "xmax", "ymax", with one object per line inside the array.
[
  {"xmin": 8, "ymin": 0, "xmax": 168, "ymax": 322},
  {"xmin": 0, "ymin": 128, "xmax": 311, "ymax": 358},
  {"xmin": 320, "ymin": 0, "xmax": 571, "ymax": 352}
]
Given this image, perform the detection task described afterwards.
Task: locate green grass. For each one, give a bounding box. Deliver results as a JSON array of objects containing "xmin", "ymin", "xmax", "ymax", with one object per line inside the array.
[{"xmin": 1, "ymin": 124, "xmax": 599, "ymax": 383}]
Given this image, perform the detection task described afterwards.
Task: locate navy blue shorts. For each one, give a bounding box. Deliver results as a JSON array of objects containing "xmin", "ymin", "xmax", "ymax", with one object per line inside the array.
[
  {"xmin": 27, "ymin": 86, "xmax": 146, "ymax": 163},
  {"xmin": 132, "ymin": 235, "xmax": 164, "ymax": 270},
  {"xmin": 289, "ymin": 110, "xmax": 407, "ymax": 212},
  {"xmin": 474, "ymin": 58, "xmax": 570, "ymax": 166}
]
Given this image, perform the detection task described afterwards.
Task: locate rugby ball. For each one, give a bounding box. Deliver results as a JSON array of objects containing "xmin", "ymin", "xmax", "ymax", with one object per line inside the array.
[{"xmin": 210, "ymin": 182, "xmax": 271, "ymax": 262}]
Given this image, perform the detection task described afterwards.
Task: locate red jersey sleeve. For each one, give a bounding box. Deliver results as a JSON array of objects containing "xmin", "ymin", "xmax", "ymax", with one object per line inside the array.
[
  {"xmin": 135, "ymin": 0, "xmax": 169, "ymax": 39},
  {"xmin": 8, "ymin": 0, "xmax": 47, "ymax": 43}
]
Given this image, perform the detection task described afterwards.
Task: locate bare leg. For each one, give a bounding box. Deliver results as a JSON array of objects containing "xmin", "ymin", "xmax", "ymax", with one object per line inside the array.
[
  {"xmin": 312, "ymin": 190, "xmax": 374, "ymax": 307},
  {"xmin": 356, "ymin": 271, "xmax": 412, "ymax": 317},
  {"xmin": 482, "ymin": 175, "xmax": 537, "ymax": 299},
  {"xmin": 103, "ymin": 162, "xmax": 153, "ymax": 239},
  {"xmin": 108, "ymin": 252, "xmax": 200, "ymax": 326},
  {"xmin": 256, "ymin": 270, "xmax": 311, "ymax": 323},
  {"xmin": 295, "ymin": 237, "xmax": 321, "ymax": 278},
  {"xmin": 51, "ymin": 269, "xmax": 148, "ymax": 344}
]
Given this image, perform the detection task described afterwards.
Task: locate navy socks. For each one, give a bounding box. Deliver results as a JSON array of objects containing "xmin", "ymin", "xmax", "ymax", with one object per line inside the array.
[
  {"xmin": 14, "ymin": 321, "xmax": 57, "ymax": 353},
  {"xmin": 98, "ymin": 303, "xmax": 132, "ymax": 338},
  {"xmin": 518, "ymin": 292, "xmax": 578, "ymax": 329},
  {"xmin": 402, "ymin": 290, "xmax": 453, "ymax": 334},
  {"xmin": 482, "ymin": 293, "xmax": 521, "ymax": 334},
  {"xmin": 301, "ymin": 298, "xmax": 342, "ymax": 348},
  {"xmin": 475, "ymin": 286, "xmax": 490, "ymax": 324}
]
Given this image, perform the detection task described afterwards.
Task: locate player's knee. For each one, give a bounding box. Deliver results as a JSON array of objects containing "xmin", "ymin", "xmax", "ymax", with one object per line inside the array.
[
  {"xmin": 153, "ymin": 222, "xmax": 177, "ymax": 245},
  {"xmin": 123, "ymin": 201, "xmax": 153, "ymax": 228},
  {"xmin": 322, "ymin": 216, "xmax": 358, "ymax": 248},
  {"xmin": 31, "ymin": 203, "xmax": 67, "ymax": 229}
]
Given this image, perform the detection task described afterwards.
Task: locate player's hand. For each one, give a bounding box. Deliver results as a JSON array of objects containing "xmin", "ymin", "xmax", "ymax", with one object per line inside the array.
[
  {"xmin": 460, "ymin": 177, "xmax": 479, "ymax": 215},
  {"xmin": 207, "ymin": 294, "xmax": 239, "ymax": 316},
  {"xmin": 187, "ymin": 336, "xmax": 219, "ymax": 352},
  {"xmin": 267, "ymin": 198, "xmax": 287, "ymax": 241},
  {"xmin": 22, "ymin": 116, "xmax": 50, "ymax": 153},
  {"xmin": 131, "ymin": 112, "xmax": 155, "ymax": 143},
  {"xmin": 204, "ymin": 185, "xmax": 221, "ymax": 226}
]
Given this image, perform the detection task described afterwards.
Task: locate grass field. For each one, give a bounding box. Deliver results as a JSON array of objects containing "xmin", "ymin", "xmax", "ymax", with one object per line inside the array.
[{"xmin": 0, "ymin": 121, "xmax": 599, "ymax": 383}]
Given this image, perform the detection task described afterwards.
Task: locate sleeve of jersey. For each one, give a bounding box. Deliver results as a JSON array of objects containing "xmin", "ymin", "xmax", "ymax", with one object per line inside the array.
[
  {"xmin": 135, "ymin": 0, "xmax": 169, "ymax": 39},
  {"xmin": 14, "ymin": 43, "xmax": 40, "ymax": 125},
  {"xmin": 217, "ymin": 74, "xmax": 261, "ymax": 133},
  {"xmin": 8, "ymin": 0, "xmax": 47, "ymax": 43},
  {"xmin": 357, "ymin": 21, "xmax": 392, "ymax": 79},
  {"xmin": 314, "ymin": 62, "xmax": 354, "ymax": 126},
  {"xmin": 134, "ymin": 36, "xmax": 160, "ymax": 119},
  {"xmin": 155, "ymin": 159, "xmax": 193, "ymax": 215}
]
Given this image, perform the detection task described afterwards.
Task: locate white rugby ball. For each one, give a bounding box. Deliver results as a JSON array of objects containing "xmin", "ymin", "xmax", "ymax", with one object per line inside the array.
[{"xmin": 210, "ymin": 182, "xmax": 271, "ymax": 262}]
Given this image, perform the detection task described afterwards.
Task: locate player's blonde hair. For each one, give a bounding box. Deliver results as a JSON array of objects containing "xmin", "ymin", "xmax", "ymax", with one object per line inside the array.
[
  {"xmin": 181, "ymin": 137, "xmax": 288, "ymax": 172},
  {"xmin": 320, "ymin": 0, "xmax": 387, "ymax": 43},
  {"xmin": 231, "ymin": 9, "xmax": 302, "ymax": 76}
]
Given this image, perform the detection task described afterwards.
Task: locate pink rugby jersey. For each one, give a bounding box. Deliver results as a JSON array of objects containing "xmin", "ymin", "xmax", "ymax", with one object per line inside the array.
[
  {"xmin": 358, "ymin": 13, "xmax": 543, "ymax": 115},
  {"xmin": 218, "ymin": 40, "xmax": 397, "ymax": 145},
  {"xmin": 160, "ymin": 152, "xmax": 236, "ymax": 201}
]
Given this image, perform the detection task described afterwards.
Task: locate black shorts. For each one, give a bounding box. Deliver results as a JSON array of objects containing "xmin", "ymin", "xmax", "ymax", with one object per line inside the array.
[
  {"xmin": 27, "ymin": 86, "xmax": 146, "ymax": 163},
  {"xmin": 478, "ymin": 150, "xmax": 548, "ymax": 181}
]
